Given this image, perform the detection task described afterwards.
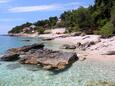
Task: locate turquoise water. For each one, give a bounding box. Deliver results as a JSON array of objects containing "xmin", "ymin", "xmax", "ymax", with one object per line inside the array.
[
  {"xmin": 0, "ymin": 36, "xmax": 115, "ymax": 86},
  {"xmin": 0, "ymin": 36, "xmax": 42, "ymax": 53},
  {"xmin": 0, "ymin": 36, "xmax": 64, "ymax": 53}
]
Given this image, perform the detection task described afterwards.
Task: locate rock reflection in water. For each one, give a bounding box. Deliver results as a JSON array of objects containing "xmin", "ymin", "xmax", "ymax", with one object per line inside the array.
[
  {"xmin": 6, "ymin": 63, "xmax": 21, "ymax": 70},
  {"xmin": 22, "ymin": 64, "xmax": 41, "ymax": 71}
]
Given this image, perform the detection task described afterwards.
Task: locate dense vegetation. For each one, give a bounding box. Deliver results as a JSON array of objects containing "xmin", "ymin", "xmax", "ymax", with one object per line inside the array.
[
  {"xmin": 9, "ymin": 22, "xmax": 32, "ymax": 33},
  {"xmin": 9, "ymin": 0, "xmax": 115, "ymax": 37}
]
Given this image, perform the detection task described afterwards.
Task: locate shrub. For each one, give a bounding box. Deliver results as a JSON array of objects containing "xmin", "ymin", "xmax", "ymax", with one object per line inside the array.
[
  {"xmin": 94, "ymin": 30, "xmax": 100, "ymax": 35},
  {"xmin": 99, "ymin": 22, "xmax": 114, "ymax": 38},
  {"xmin": 100, "ymin": 19, "xmax": 108, "ymax": 27},
  {"xmin": 67, "ymin": 26, "xmax": 80, "ymax": 33},
  {"xmin": 35, "ymin": 26, "xmax": 45, "ymax": 34}
]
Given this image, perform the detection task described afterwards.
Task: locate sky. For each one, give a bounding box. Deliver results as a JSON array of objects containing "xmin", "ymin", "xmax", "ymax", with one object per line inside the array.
[{"xmin": 0, "ymin": 0, "xmax": 95, "ymax": 34}]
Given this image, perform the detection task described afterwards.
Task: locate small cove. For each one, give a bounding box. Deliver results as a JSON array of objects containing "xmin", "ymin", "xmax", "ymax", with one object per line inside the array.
[{"xmin": 0, "ymin": 36, "xmax": 115, "ymax": 86}]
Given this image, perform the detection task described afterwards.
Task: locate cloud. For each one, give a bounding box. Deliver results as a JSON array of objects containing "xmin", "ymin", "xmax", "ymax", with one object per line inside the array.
[
  {"xmin": 8, "ymin": 4, "xmax": 57, "ymax": 13},
  {"xmin": 0, "ymin": 0, "xmax": 10, "ymax": 3},
  {"xmin": 8, "ymin": 2, "xmax": 87, "ymax": 13}
]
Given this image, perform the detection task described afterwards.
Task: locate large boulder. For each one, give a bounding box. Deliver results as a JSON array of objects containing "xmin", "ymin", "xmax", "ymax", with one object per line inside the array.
[
  {"xmin": 76, "ymin": 41, "xmax": 96, "ymax": 51},
  {"xmin": 0, "ymin": 43, "xmax": 44, "ymax": 61},
  {"xmin": 80, "ymin": 32, "xmax": 86, "ymax": 36},
  {"xmin": 1, "ymin": 43, "xmax": 79, "ymax": 70},
  {"xmin": 7, "ymin": 43, "xmax": 44, "ymax": 54},
  {"xmin": 20, "ymin": 56, "xmax": 38, "ymax": 65},
  {"xmin": 60, "ymin": 44, "xmax": 76, "ymax": 49},
  {"xmin": 42, "ymin": 37, "xmax": 54, "ymax": 41},
  {"xmin": 20, "ymin": 49, "xmax": 78, "ymax": 70},
  {"xmin": 0, "ymin": 53, "xmax": 19, "ymax": 61},
  {"xmin": 70, "ymin": 32, "xmax": 81, "ymax": 36},
  {"xmin": 101, "ymin": 51, "xmax": 115, "ymax": 55}
]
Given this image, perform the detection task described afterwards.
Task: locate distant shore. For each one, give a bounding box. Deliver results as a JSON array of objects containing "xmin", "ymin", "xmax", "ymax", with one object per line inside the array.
[{"xmin": 8, "ymin": 32, "xmax": 39, "ymax": 37}]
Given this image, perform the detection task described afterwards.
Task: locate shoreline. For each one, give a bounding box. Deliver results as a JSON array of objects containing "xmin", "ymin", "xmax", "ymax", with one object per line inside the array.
[
  {"xmin": 0, "ymin": 34, "xmax": 115, "ymax": 86},
  {"xmin": 7, "ymin": 33, "xmax": 115, "ymax": 62},
  {"xmin": 8, "ymin": 32, "xmax": 39, "ymax": 37},
  {"xmin": 38, "ymin": 34, "xmax": 115, "ymax": 62}
]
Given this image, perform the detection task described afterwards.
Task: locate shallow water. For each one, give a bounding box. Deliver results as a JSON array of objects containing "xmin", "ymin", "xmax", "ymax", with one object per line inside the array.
[
  {"xmin": 0, "ymin": 36, "xmax": 115, "ymax": 86},
  {"xmin": 0, "ymin": 36, "xmax": 42, "ymax": 53}
]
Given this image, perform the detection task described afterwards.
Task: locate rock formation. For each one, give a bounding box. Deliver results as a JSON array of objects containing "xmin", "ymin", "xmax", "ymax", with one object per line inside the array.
[{"xmin": 0, "ymin": 43, "xmax": 78, "ymax": 70}]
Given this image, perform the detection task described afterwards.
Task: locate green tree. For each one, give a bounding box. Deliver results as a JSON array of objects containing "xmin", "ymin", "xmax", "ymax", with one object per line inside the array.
[
  {"xmin": 49, "ymin": 16, "xmax": 58, "ymax": 28},
  {"xmin": 8, "ymin": 22, "xmax": 32, "ymax": 33},
  {"xmin": 91, "ymin": 0, "xmax": 113, "ymax": 26},
  {"xmin": 34, "ymin": 20, "xmax": 50, "ymax": 28},
  {"xmin": 60, "ymin": 7, "xmax": 93, "ymax": 33},
  {"xmin": 9, "ymin": 0, "xmax": 115, "ymax": 36},
  {"xmin": 35, "ymin": 26, "xmax": 45, "ymax": 34},
  {"xmin": 111, "ymin": 1, "xmax": 115, "ymax": 27}
]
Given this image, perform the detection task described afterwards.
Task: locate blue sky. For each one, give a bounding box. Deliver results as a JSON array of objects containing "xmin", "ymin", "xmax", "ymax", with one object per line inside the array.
[{"xmin": 0, "ymin": 0, "xmax": 94, "ymax": 34}]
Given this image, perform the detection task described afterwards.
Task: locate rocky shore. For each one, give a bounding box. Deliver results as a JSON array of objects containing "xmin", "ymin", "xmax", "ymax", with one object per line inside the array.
[
  {"xmin": 0, "ymin": 43, "xmax": 78, "ymax": 70},
  {"xmin": 39, "ymin": 33, "xmax": 115, "ymax": 62},
  {"xmin": 2, "ymin": 34, "xmax": 115, "ymax": 69},
  {"xmin": 8, "ymin": 31, "xmax": 115, "ymax": 61}
]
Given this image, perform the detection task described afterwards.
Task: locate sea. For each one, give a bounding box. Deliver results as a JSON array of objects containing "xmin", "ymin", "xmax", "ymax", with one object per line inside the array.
[{"xmin": 0, "ymin": 35, "xmax": 115, "ymax": 86}]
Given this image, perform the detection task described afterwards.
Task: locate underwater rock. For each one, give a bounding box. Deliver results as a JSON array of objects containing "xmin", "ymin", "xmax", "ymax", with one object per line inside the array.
[
  {"xmin": 85, "ymin": 80, "xmax": 115, "ymax": 86},
  {"xmin": 22, "ymin": 39, "xmax": 30, "ymax": 42},
  {"xmin": 7, "ymin": 63, "xmax": 21, "ymax": 70}
]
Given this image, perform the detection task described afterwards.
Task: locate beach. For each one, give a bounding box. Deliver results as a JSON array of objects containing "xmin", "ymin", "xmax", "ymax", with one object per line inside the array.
[{"xmin": 39, "ymin": 33, "xmax": 115, "ymax": 61}]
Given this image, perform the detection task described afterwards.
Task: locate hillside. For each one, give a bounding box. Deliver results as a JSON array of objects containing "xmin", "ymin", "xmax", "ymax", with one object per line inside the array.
[{"xmin": 8, "ymin": 0, "xmax": 115, "ymax": 37}]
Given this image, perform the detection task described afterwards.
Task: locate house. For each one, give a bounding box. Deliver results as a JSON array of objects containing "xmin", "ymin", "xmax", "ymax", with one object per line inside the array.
[
  {"xmin": 30, "ymin": 25, "xmax": 36, "ymax": 33},
  {"xmin": 23, "ymin": 25, "xmax": 36, "ymax": 33},
  {"xmin": 23, "ymin": 27, "xmax": 31, "ymax": 33}
]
